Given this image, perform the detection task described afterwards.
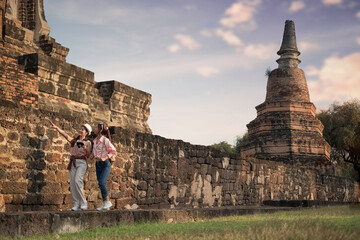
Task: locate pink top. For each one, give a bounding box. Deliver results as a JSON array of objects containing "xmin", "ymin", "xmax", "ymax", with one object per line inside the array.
[{"xmin": 93, "ymin": 136, "xmax": 117, "ymax": 161}]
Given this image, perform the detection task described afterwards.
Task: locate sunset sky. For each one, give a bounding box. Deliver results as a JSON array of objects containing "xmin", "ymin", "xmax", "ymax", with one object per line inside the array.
[{"xmin": 44, "ymin": 0, "xmax": 360, "ymax": 146}]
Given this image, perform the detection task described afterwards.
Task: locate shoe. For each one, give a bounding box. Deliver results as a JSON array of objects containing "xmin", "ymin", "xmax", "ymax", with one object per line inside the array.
[
  {"xmin": 80, "ymin": 203, "xmax": 87, "ymax": 210},
  {"xmin": 103, "ymin": 201, "xmax": 112, "ymax": 210},
  {"xmin": 97, "ymin": 201, "xmax": 112, "ymax": 210},
  {"xmin": 96, "ymin": 203, "xmax": 105, "ymax": 211},
  {"xmin": 71, "ymin": 205, "xmax": 80, "ymax": 211}
]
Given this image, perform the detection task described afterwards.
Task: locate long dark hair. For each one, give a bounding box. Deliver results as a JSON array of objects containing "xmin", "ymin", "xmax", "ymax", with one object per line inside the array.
[{"xmin": 98, "ymin": 122, "xmax": 111, "ymax": 142}]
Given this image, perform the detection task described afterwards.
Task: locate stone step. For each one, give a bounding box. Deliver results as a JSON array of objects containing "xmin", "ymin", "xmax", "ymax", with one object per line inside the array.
[{"xmin": 0, "ymin": 206, "xmax": 295, "ymax": 237}]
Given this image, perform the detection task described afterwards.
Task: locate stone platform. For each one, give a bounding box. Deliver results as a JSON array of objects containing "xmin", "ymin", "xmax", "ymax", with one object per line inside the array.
[
  {"xmin": 2, "ymin": 201, "xmax": 358, "ymax": 237},
  {"xmin": 0, "ymin": 206, "xmax": 295, "ymax": 237}
]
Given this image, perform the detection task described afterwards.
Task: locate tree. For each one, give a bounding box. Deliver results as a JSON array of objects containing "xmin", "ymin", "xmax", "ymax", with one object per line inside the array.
[
  {"xmin": 210, "ymin": 132, "xmax": 249, "ymax": 155},
  {"xmin": 234, "ymin": 132, "xmax": 248, "ymax": 154},
  {"xmin": 317, "ymin": 99, "xmax": 360, "ymax": 179},
  {"xmin": 210, "ymin": 141, "xmax": 235, "ymax": 154}
]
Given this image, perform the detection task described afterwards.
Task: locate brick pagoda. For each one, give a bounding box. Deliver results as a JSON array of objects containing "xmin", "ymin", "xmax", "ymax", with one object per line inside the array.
[{"xmin": 240, "ymin": 20, "xmax": 331, "ymax": 163}]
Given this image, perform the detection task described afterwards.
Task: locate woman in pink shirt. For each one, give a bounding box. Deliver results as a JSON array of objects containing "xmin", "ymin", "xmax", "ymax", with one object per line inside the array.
[{"xmin": 92, "ymin": 122, "xmax": 117, "ymax": 210}]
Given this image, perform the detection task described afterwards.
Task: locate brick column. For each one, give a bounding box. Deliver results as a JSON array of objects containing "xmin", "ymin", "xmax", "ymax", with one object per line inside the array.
[
  {"xmin": 0, "ymin": 0, "xmax": 7, "ymax": 44},
  {"xmin": 19, "ymin": 0, "xmax": 36, "ymax": 30}
]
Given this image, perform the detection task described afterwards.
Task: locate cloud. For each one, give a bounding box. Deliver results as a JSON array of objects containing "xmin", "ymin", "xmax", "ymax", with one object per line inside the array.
[
  {"xmin": 357, "ymin": 37, "xmax": 360, "ymax": 45},
  {"xmin": 289, "ymin": 1, "xmax": 306, "ymax": 13},
  {"xmin": 322, "ymin": 0, "xmax": 342, "ymax": 5},
  {"xmin": 305, "ymin": 65, "xmax": 321, "ymax": 77},
  {"xmin": 298, "ymin": 41, "xmax": 320, "ymax": 52},
  {"xmin": 196, "ymin": 67, "xmax": 221, "ymax": 77},
  {"xmin": 216, "ymin": 29, "xmax": 244, "ymax": 47},
  {"xmin": 242, "ymin": 43, "xmax": 278, "ymax": 60},
  {"xmin": 308, "ymin": 52, "xmax": 360, "ymax": 103},
  {"xmin": 95, "ymin": 50, "xmax": 255, "ymax": 85},
  {"xmin": 174, "ymin": 34, "xmax": 201, "ymax": 51},
  {"xmin": 200, "ymin": 29, "xmax": 213, "ymax": 37},
  {"xmin": 168, "ymin": 44, "xmax": 181, "ymax": 53},
  {"xmin": 220, "ymin": 0, "xmax": 261, "ymax": 28},
  {"xmin": 357, "ymin": 11, "xmax": 360, "ymax": 19}
]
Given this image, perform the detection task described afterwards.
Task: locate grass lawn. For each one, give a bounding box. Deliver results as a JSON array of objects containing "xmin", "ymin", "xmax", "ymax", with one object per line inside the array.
[{"xmin": 4, "ymin": 205, "xmax": 360, "ymax": 240}]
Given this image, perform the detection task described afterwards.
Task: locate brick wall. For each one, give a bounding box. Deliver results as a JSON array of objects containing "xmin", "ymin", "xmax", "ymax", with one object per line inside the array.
[
  {"xmin": 0, "ymin": 47, "xmax": 38, "ymax": 108},
  {"xmin": 0, "ymin": 100, "xmax": 358, "ymax": 212},
  {"xmin": 1, "ymin": 12, "xmax": 151, "ymax": 134},
  {"xmin": 96, "ymin": 81, "xmax": 152, "ymax": 134}
]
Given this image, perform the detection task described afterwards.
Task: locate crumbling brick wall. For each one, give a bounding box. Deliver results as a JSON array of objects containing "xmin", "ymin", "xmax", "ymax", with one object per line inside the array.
[
  {"xmin": 1, "ymin": 9, "xmax": 152, "ymax": 135},
  {"xmin": 0, "ymin": 100, "xmax": 358, "ymax": 212}
]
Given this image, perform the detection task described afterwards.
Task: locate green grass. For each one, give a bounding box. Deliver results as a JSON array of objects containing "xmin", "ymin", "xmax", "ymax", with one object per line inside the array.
[{"xmin": 3, "ymin": 205, "xmax": 360, "ymax": 240}]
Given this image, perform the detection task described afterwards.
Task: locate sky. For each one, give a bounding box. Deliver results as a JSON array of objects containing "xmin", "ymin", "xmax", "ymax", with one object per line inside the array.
[{"xmin": 44, "ymin": 0, "xmax": 360, "ymax": 146}]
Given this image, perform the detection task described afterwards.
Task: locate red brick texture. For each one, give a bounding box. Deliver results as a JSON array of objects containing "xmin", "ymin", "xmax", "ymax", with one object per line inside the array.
[{"xmin": 0, "ymin": 46, "xmax": 38, "ymax": 108}]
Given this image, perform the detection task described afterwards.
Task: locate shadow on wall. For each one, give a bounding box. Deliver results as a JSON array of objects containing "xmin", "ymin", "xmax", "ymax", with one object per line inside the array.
[{"xmin": 23, "ymin": 133, "xmax": 47, "ymax": 207}]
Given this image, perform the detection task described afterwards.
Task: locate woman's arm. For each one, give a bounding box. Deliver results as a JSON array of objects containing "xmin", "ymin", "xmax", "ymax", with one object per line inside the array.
[
  {"xmin": 104, "ymin": 138, "xmax": 117, "ymax": 160},
  {"xmin": 49, "ymin": 120, "xmax": 74, "ymax": 143}
]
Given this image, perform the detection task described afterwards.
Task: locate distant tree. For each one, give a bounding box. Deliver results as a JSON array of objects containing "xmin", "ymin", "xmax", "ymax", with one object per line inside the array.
[
  {"xmin": 265, "ymin": 67, "xmax": 272, "ymax": 77},
  {"xmin": 317, "ymin": 100, "xmax": 360, "ymax": 180},
  {"xmin": 210, "ymin": 141, "xmax": 235, "ymax": 154},
  {"xmin": 234, "ymin": 132, "xmax": 249, "ymax": 154},
  {"xmin": 210, "ymin": 132, "xmax": 249, "ymax": 155}
]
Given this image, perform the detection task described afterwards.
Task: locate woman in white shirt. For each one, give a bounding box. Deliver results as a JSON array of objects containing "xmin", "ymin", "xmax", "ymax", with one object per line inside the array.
[
  {"xmin": 92, "ymin": 122, "xmax": 117, "ymax": 210},
  {"xmin": 50, "ymin": 121, "xmax": 92, "ymax": 211}
]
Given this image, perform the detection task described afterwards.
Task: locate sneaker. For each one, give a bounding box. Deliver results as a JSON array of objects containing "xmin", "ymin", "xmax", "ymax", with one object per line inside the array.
[
  {"xmin": 96, "ymin": 203, "xmax": 105, "ymax": 211},
  {"xmin": 80, "ymin": 203, "xmax": 87, "ymax": 210},
  {"xmin": 71, "ymin": 205, "xmax": 80, "ymax": 211},
  {"xmin": 97, "ymin": 201, "xmax": 112, "ymax": 211},
  {"xmin": 103, "ymin": 201, "xmax": 112, "ymax": 210}
]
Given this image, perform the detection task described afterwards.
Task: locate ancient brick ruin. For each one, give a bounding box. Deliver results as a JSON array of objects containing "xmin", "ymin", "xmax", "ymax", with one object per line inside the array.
[
  {"xmin": 240, "ymin": 20, "xmax": 331, "ymax": 164},
  {"xmin": 0, "ymin": 2, "xmax": 359, "ymax": 213},
  {"xmin": 0, "ymin": 0, "xmax": 152, "ymax": 134}
]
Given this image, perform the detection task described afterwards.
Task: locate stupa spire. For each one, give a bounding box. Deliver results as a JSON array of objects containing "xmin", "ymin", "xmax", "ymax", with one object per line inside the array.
[
  {"xmin": 240, "ymin": 20, "xmax": 330, "ymax": 163},
  {"xmin": 276, "ymin": 20, "xmax": 301, "ymax": 68}
]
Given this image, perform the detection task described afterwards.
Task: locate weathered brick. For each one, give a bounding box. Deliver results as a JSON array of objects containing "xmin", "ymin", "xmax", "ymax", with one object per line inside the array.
[
  {"xmin": 115, "ymin": 198, "xmax": 134, "ymax": 209},
  {"xmin": 10, "ymin": 194, "xmax": 24, "ymax": 204},
  {"xmin": 23, "ymin": 194, "xmax": 42, "ymax": 205},
  {"xmin": 12, "ymin": 148, "xmax": 31, "ymax": 159},
  {"xmin": 2, "ymin": 182, "xmax": 27, "ymax": 194},
  {"xmin": 40, "ymin": 182, "xmax": 62, "ymax": 193},
  {"xmin": 138, "ymin": 181, "xmax": 148, "ymax": 191},
  {"xmin": 44, "ymin": 171, "xmax": 56, "ymax": 182},
  {"xmin": 7, "ymin": 132, "xmax": 19, "ymax": 141},
  {"xmin": 55, "ymin": 170, "xmax": 68, "ymax": 182},
  {"xmin": 0, "ymin": 169, "xmax": 7, "ymax": 179},
  {"xmin": 155, "ymin": 183, "xmax": 162, "ymax": 197},
  {"xmin": 0, "ymin": 195, "xmax": 4, "ymax": 212},
  {"xmin": 0, "ymin": 157, "xmax": 11, "ymax": 168},
  {"xmin": 45, "ymin": 153, "xmax": 61, "ymax": 162},
  {"xmin": 167, "ymin": 161, "xmax": 177, "ymax": 176},
  {"xmin": 7, "ymin": 171, "xmax": 24, "ymax": 181},
  {"xmin": 0, "ymin": 145, "xmax": 10, "ymax": 154},
  {"xmin": 34, "ymin": 125, "xmax": 45, "ymax": 136},
  {"xmin": 42, "ymin": 194, "xmax": 64, "ymax": 205}
]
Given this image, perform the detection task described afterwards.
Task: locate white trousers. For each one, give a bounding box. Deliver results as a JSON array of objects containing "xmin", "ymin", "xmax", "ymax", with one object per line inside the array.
[{"xmin": 69, "ymin": 159, "xmax": 87, "ymax": 207}]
